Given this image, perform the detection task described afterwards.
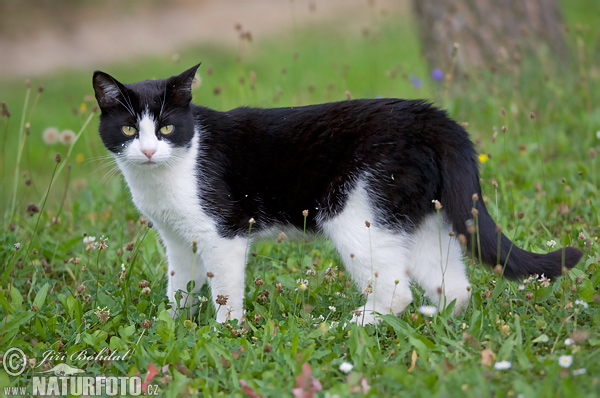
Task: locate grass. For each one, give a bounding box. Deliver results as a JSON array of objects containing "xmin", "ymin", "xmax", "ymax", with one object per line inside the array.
[{"xmin": 1, "ymin": 2, "xmax": 599, "ymax": 397}]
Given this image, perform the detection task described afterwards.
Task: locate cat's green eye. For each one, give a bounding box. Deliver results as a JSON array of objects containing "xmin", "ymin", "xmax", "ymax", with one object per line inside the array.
[
  {"xmin": 160, "ymin": 125, "xmax": 174, "ymax": 135},
  {"xmin": 121, "ymin": 126, "xmax": 137, "ymax": 136}
]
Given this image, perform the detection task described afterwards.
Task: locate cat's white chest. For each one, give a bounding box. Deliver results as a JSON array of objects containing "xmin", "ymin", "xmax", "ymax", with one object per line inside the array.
[{"xmin": 117, "ymin": 134, "xmax": 215, "ymax": 242}]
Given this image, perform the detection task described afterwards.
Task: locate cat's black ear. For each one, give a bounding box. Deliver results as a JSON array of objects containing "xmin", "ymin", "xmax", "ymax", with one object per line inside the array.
[
  {"xmin": 93, "ymin": 71, "xmax": 126, "ymax": 109},
  {"xmin": 166, "ymin": 64, "xmax": 201, "ymax": 106}
]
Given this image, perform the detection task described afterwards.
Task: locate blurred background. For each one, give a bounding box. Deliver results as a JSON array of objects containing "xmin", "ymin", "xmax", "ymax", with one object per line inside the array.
[{"xmin": 0, "ymin": 0, "xmax": 598, "ymax": 216}]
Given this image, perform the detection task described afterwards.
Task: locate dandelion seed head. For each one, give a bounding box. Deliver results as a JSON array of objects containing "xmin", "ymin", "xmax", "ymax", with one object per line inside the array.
[
  {"xmin": 42, "ymin": 127, "xmax": 60, "ymax": 145},
  {"xmin": 59, "ymin": 129, "xmax": 76, "ymax": 145}
]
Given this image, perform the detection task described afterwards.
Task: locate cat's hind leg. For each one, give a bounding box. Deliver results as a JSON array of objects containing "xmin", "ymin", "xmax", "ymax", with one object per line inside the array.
[
  {"xmin": 408, "ymin": 212, "xmax": 471, "ymax": 314},
  {"xmin": 321, "ymin": 182, "xmax": 414, "ymax": 325}
]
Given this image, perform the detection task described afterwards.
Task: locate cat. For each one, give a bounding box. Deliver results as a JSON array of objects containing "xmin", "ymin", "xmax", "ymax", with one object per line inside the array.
[{"xmin": 92, "ymin": 64, "xmax": 583, "ymax": 324}]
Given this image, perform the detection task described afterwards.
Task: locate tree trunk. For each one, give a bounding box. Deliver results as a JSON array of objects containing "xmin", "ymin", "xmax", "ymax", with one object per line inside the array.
[{"xmin": 412, "ymin": 0, "xmax": 568, "ymax": 73}]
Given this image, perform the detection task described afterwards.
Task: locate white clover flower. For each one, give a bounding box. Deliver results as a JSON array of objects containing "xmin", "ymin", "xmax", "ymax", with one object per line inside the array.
[
  {"xmin": 596, "ymin": 130, "xmax": 600, "ymax": 140},
  {"xmin": 518, "ymin": 284, "xmax": 526, "ymax": 291},
  {"xmin": 121, "ymin": 263, "xmax": 126, "ymax": 271},
  {"xmin": 564, "ymin": 338, "xmax": 574, "ymax": 346},
  {"xmin": 339, "ymin": 362, "xmax": 353, "ymax": 373},
  {"xmin": 328, "ymin": 306, "xmax": 336, "ymax": 312},
  {"xmin": 574, "ymin": 300, "xmax": 589, "ymax": 309},
  {"xmin": 572, "ymin": 368, "xmax": 586, "ymax": 376},
  {"xmin": 306, "ymin": 269, "xmax": 316, "ymax": 276},
  {"xmin": 493, "ymin": 361, "xmax": 512, "ymax": 370},
  {"xmin": 418, "ymin": 305, "xmax": 437, "ymax": 317},
  {"xmin": 546, "ymin": 240, "xmax": 557, "ymax": 248},
  {"xmin": 83, "ymin": 236, "xmax": 96, "ymax": 244},
  {"xmin": 558, "ymin": 355, "xmax": 573, "ymax": 368},
  {"xmin": 295, "ymin": 278, "xmax": 308, "ymax": 291}
]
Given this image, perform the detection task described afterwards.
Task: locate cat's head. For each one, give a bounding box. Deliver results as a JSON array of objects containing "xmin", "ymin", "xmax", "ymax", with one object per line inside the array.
[{"xmin": 92, "ymin": 64, "xmax": 200, "ymax": 167}]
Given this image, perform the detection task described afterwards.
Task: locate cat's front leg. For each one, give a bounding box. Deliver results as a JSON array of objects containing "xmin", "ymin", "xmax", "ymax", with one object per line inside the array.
[
  {"xmin": 201, "ymin": 236, "xmax": 249, "ymax": 323},
  {"xmin": 164, "ymin": 237, "xmax": 206, "ymax": 318}
]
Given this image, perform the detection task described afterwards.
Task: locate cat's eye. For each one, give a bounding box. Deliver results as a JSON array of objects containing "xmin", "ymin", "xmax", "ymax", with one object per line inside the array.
[
  {"xmin": 160, "ymin": 125, "xmax": 174, "ymax": 135},
  {"xmin": 121, "ymin": 126, "xmax": 137, "ymax": 136}
]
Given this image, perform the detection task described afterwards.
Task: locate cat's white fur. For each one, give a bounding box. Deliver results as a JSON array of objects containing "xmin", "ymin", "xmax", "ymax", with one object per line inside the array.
[
  {"xmin": 118, "ymin": 113, "xmax": 471, "ymax": 324},
  {"xmin": 117, "ymin": 113, "xmax": 248, "ymax": 322},
  {"xmin": 321, "ymin": 181, "xmax": 471, "ymax": 324}
]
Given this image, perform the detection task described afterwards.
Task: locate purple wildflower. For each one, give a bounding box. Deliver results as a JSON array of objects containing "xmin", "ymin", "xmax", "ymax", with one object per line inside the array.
[
  {"xmin": 432, "ymin": 68, "xmax": 444, "ymax": 81},
  {"xmin": 410, "ymin": 75, "xmax": 422, "ymax": 89}
]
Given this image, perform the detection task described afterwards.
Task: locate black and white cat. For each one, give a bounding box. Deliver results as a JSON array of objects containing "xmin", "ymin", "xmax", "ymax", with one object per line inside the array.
[{"xmin": 92, "ymin": 65, "xmax": 582, "ymax": 324}]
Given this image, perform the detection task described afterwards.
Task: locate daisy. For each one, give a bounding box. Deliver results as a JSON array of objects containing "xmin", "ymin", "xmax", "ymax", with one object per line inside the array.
[
  {"xmin": 418, "ymin": 305, "xmax": 437, "ymax": 317},
  {"xmin": 558, "ymin": 355, "xmax": 573, "ymax": 368},
  {"xmin": 493, "ymin": 361, "xmax": 512, "ymax": 370},
  {"xmin": 339, "ymin": 362, "xmax": 353, "ymax": 373}
]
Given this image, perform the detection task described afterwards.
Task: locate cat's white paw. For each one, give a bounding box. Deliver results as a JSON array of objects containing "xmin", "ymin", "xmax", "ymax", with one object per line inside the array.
[{"xmin": 348, "ymin": 309, "xmax": 381, "ymax": 326}]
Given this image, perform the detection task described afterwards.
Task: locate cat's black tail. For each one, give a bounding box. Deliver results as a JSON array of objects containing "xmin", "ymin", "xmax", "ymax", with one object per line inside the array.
[{"xmin": 439, "ymin": 125, "xmax": 583, "ymax": 280}]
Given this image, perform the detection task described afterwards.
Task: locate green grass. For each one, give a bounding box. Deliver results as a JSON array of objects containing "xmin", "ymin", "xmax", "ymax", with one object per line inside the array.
[{"xmin": 1, "ymin": 3, "xmax": 599, "ymax": 397}]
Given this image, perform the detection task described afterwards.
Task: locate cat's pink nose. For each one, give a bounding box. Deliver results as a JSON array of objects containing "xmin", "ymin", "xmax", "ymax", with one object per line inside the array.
[{"xmin": 141, "ymin": 148, "xmax": 156, "ymax": 159}]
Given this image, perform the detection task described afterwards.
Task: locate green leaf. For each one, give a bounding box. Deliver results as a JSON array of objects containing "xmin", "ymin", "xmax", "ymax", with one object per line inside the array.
[
  {"xmin": 119, "ymin": 324, "xmax": 136, "ymax": 340},
  {"xmin": 580, "ymin": 279, "xmax": 594, "ymax": 302},
  {"xmin": 531, "ymin": 334, "xmax": 549, "ymax": 344},
  {"xmin": 109, "ymin": 336, "xmax": 125, "ymax": 351},
  {"xmin": 10, "ymin": 287, "xmax": 23, "ymax": 310},
  {"xmin": 2, "ymin": 311, "xmax": 35, "ymax": 341},
  {"xmin": 137, "ymin": 300, "xmax": 148, "ymax": 314},
  {"xmin": 35, "ymin": 317, "xmax": 47, "ymax": 341},
  {"xmin": 33, "ymin": 282, "xmax": 50, "ymax": 309}
]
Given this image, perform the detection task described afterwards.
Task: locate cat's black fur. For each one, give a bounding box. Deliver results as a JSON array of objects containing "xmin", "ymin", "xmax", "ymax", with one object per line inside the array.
[{"xmin": 94, "ymin": 65, "xmax": 582, "ymax": 281}]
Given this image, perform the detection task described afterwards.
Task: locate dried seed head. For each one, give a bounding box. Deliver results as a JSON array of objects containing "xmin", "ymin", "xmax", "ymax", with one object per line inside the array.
[
  {"xmin": 365, "ymin": 220, "xmax": 371, "ymax": 228},
  {"xmin": 216, "ymin": 295, "xmax": 229, "ymax": 306},
  {"xmin": 302, "ymin": 209, "xmax": 309, "ymax": 217},
  {"xmin": 471, "ymin": 193, "xmax": 479, "ymax": 202},
  {"xmin": 495, "ymin": 224, "xmax": 502, "ymax": 233},
  {"xmin": 206, "ymin": 271, "xmax": 214, "ymax": 278},
  {"xmin": 500, "ymin": 107, "xmax": 506, "ymax": 116},
  {"xmin": 458, "ymin": 234, "xmax": 467, "ymax": 246},
  {"xmin": 254, "ymin": 277, "xmax": 265, "ymax": 286},
  {"xmin": 494, "ymin": 264, "xmax": 503, "ymax": 275},
  {"xmin": 1, "ymin": 102, "xmax": 11, "ymax": 117},
  {"xmin": 491, "ymin": 180, "xmax": 498, "ymax": 189},
  {"xmin": 345, "ymin": 90, "xmax": 352, "ymax": 100},
  {"xmin": 141, "ymin": 319, "xmax": 152, "ymax": 329},
  {"xmin": 530, "ymin": 112, "xmax": 536, "ymax": 119},
  {"xmin": 55, "ymin": 153, "xmax": 62, "ymax": 163},
  {"xmin": 471, "ymin": 208, "xmax": 479, "ymax": 217},
  {"xmin": 139, "ymin": 280, "xmax": 149, "ymax": 289},
  {"xmin": 277, "ymin": 231, "xmax": 286, "ymax": 243},
  {"xmin": 526, "ymin": 292, "xmax": 534, "ymax": 300}
]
